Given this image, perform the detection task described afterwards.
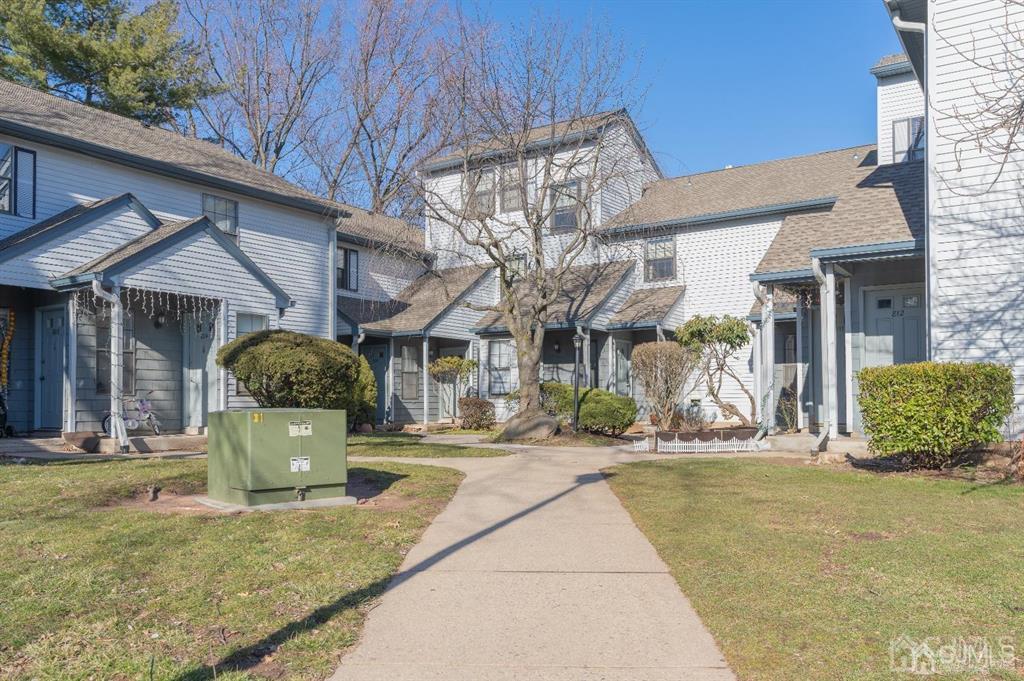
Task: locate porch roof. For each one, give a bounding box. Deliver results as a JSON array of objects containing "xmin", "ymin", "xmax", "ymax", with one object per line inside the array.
[
  {"xmin": 753, "ymin": 159, "xmax": 925, "ymax": 279},
  {"xmin": 473, "ymin": 260, "xmax": 634, "ymax": 333},
  {"xmin": 0, "ymin": 193, "xmax": 159, "ymax": 263},
  {"xmin": 51, "ymin": 216, "xmax": 292, "ymax": 308},
  {"xmin": 338, "ymin": 264, "xmax": 490, "ymax": 336},
  {"xmin": 608, "ymin": 285, "xmax": 685, "ymax": 329}
]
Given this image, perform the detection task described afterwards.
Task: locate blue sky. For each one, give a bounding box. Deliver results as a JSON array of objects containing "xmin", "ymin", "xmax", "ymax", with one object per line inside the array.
[{"xmin": 483, "ymin": 0, "xmax": 903, "ymax": 177}]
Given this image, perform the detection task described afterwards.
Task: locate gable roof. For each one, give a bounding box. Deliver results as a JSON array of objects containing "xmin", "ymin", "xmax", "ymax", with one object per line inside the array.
[
  {"xmin": 0, "ymin": 193, "xmax": 160, "ymax": 263},
  {"xmin": 420, "ymin": 109, "xmax": 661, "ymax": 177},
  {"xmin": 338, "ymin": 208, "xmax": 427, "ymax": 259},
  {"xmin": 337, "ymin": 264, "xmax": 490, "ymax": 335},
  {"xmin": 754, "ymin": 159, "xmax": 925, "ymax": 277},
  {"xmin": 474, "ymin": 260, "xmax": 634, "ymax": 333},
  {"xmin": 602, "ymin": 145, "xmax": 875, "ymax": 235},
  {"xmin": 53, "ymin": 215, "xmax": 292, "ymax": 308},
  {"xmin": 609, "ymin": 285, "xmax": 686, "ymax": 329},
  {"xmin": 0, "ymin": 78, "xmax": 344, "ymax": 219}
]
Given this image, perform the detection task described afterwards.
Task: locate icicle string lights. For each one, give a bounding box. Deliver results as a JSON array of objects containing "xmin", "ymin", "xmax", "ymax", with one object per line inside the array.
[{"xmin": 73, "ymin": 286, "xmax": 220, "ymax": 324}]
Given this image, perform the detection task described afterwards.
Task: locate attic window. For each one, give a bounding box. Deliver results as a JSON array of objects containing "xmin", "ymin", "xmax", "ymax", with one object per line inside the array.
[
  {"xmin": 202, "ymin": 193, "xmax": 239, "ymax": 236},
  {"xmin": 893, "ymin": 116, "xmax": 925, "ymax": 163}
]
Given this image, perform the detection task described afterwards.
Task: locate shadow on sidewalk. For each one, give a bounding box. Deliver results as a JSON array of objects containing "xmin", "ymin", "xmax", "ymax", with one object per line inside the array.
[{"xmin": 173, "ymin": 472, "xmax": 604, "ymax": 680}]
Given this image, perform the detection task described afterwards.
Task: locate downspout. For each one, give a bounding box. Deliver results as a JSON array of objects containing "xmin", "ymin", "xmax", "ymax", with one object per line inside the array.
[
  {"xmin": 655, "ymin": 323, "xmax": 664, "ymax": 342},
  {"xmin": 886, "ymin": 1, "xmax": 925, "ymax": 34},
  {"xmin": 811, "ymin": 259, "xmax": 831, "ymax": 453},
  {"xmin": 91, "ymin": 279, "xmax": 128, "ymax": 453}
]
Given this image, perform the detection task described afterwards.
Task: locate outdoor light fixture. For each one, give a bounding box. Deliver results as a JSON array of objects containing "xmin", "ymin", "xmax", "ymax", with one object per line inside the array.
[
  {"xmin": 572, "ymin": 333, "xmax": 584, "ymax": 431},
  {"xmin": 553, "ymin": 341, "xmax": 561, "ymax": 353},
  {"xmin": 154, "ymin": 311, "xmax": 166, "ymax": 329}
]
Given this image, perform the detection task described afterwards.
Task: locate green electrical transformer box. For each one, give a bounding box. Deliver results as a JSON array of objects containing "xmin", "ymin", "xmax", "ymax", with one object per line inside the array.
[{"xmin": 207, "ymin": 409, "xmax": 347, "ymax": 506}]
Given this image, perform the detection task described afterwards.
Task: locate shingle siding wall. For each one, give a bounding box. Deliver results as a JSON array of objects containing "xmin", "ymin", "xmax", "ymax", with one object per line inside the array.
[
  {"xmin": 876, "ymin": 72, "xmax": 925, "ymax": 165},
  {"xmin": 429, "ymin": 271, "xmax": 496, "ymax": 340},
  {"xmin": 928, "ymin": 0, "xmax": 1024, "ymax": 429}
]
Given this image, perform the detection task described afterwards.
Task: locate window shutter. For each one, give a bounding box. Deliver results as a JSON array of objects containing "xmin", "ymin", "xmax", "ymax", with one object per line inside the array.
[{"xmin": 14, "ymin": 149, "xmax": 34, "ymax": 219}]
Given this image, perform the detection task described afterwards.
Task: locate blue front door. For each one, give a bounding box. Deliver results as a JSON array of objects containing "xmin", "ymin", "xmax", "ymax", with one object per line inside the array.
[
  {"xmin": 38, "ymin": 307, "xmax": 65, "ymax": 430},
  {"xmin": 362, "ymin": 345, "xmax": 389, "ymax": 423}
]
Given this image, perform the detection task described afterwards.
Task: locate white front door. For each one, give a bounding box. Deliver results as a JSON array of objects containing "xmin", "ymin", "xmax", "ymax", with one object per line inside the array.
[
  {"xmin": 182, "ymin": 314, "xmax": 217, "ymax": 429},
  {"xmin": 37, "ymin": 307, "xmax": 65, "ymax": 430},
  {"xmin": 864, "ymin": 287, "xmax": 926, "ymax": 368}
]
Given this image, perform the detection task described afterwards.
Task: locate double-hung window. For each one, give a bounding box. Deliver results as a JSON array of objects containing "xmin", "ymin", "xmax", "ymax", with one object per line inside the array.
[
  {"xmin": 499, "ymin": 164, "xmax": 522, "ymax": 213},
  {"xmin": 465, "ymin": 168, "xmax": 495, "ymax": 217},
  {"xmin": 202, "ymin": 193, "xmax": 239, "ymax": 236},
  {"xmin": 337, "ymin": 246, "xmax": 359, "ymax": 291},
  {"xmin": 549, "ymin": 181, "xmax": 580, "ymax": 231},
  {"xmin": 96, "ymin": 312, "xmax": 136, "ymax": 396},
  {"xmin": 893, "ymin": 116, "xmax": 925, "ymax": 162},
  {"xmin": 488, "ymin": 339, "xmax": 512, "ymax": 396},
  {"xmin": 401, "ymin": 345, "xmax": 419, "ymax": 400},
  {"xmin": 644, "ymin": 236, "xmax": 676, "ymax": 282},
  {"xmin": 0, "ymin": 143, "xmax": 36, "ymax": 219}
]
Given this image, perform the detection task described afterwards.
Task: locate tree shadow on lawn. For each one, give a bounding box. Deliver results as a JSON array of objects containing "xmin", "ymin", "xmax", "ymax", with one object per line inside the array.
[
  {"xmin": 173, "ymin": 472, "xmax": 605, "ymax": 680},
  {"xmin": 346, "ymin": 467, "xmax": 406, "ymax": 501}
]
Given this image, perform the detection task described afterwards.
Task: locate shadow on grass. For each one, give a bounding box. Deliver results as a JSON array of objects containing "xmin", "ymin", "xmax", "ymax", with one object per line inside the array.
[
  {"xmin": 346, "ymin": 467, "xmax": 406, "ymax": 501},
  {"xmin": 173, "ymin": 472, "xmax": 605, "ymax": 680}
]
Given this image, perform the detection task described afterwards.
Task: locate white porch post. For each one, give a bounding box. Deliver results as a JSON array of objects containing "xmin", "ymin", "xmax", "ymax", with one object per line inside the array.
[
  {"xmin": 422, "ymin": 335, "xmax": 430, "ymax": 425},
  {"xmin": 64, "ymin": 295, "xmax": 77, "ymax": 433},
  {"xmin": 795, "ymin": 299, "xmax": 805, "ymax": 431},
  {"xmin": 761, "ymin": 284, "xmax": 775, "ymax": 430},
  {"xmin": 218, "ymin": 300, "xmax": 229, "ymax": 412},
  {"xmin": 843, "ymin": 278, "xmax": 854, "ymax": 433},
  {"xmin": 823, "ymin": 263, "xmax": 839, "ymax": 439},
  {"xmin": 387, "ymin": 337, "xmax": 395, "ymax": 423}
]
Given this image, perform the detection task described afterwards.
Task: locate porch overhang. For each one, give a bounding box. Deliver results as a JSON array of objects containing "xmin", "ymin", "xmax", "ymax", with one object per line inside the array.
[
  {"xmin": 750, "ymin": 268, "xmax": 815, "ymax": 285},
  {"xmin": 809, "ymin": 239, "xmax": 923, "ymax": 264}
]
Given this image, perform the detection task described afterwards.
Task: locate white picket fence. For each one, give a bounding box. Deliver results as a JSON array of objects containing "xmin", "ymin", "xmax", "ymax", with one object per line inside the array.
[{"xmin": 632, "ymin": 434, "xmax": 761, "ymax": 454}]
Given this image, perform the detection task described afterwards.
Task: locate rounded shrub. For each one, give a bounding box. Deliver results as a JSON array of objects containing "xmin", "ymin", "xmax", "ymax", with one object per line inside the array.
[
  {"xmin": 353, "ymin": 355, "xmax": 378, "ymax": 428},
  {"xmin": 216, "ymin": 330, "xmax": 363, "ymax": 418},
  {"xmin": 578, "ymin": 389, "xmax": 638, "ymax": 436},
  {"xmin": 857, "ymin": 361, "xmax": 1014, "ymax": 467},
  {"xmin": 459, "ymin": 397, "xmax": 496, "ymax": 430}
]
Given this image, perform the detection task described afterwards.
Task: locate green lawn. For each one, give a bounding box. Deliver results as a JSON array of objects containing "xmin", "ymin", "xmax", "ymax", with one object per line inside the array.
[
  {"xmin": 0, "ymin": 456, "xmax": 463, "ymax": 680},
  {"xmin": 606, "ymin": 459, "xmax": 1024, "ymax": 680},
  {"xmin": 348, "ymin": 432, "xmax": 507, "ymax": 457}
]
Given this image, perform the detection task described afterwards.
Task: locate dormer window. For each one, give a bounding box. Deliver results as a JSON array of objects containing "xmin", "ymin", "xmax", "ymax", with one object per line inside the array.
[
  {"xmin": 550, "ymin": 180, "xmax": 580, "ymax": 231},
  {"xmin": 0, "ymin": 143, "xmax": 36, "ymax": 219},
  {"xmin": 202, "ymin": 193, "xmax": 239, "ymax": 236},
  {"xmin": 893, "ymin": 116, "xmax": 925, "ymax": 162},
  {"xmin": 465, "ymin": 168, "xmax": 495, "ymax": 218}
]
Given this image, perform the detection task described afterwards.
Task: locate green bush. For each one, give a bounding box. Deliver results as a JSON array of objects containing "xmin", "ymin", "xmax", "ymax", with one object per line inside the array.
[
  {"xmin": 216, "ymin": 330, "xmax": 362, "ymax": 423},
  {"xmin": 578, "ymin": 389, "xmax": 638, "ymax": 436},
  {"xmin": 458, "ymin": 397, "xmax": 495, "ymax": 430},
  {"xmin": 506, "ymin": 381, "xmax": 574, "ymax": 421},
  {"xmin": 857, "ymin": 361, "xmax": 1014, "ymax": 467}
]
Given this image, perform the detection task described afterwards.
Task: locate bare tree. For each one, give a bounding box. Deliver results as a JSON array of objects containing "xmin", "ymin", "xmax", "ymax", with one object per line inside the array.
[
  {"xmin": 632, "ymin": 342, "xmax": 700, "ymax": 432},
  {"xmin": 418, "ymin": 13, "xmax": 641, "ymax": 423},
  {"xmin": 182, "ymin": 0, "xmax": 338, "ymax": 178}
]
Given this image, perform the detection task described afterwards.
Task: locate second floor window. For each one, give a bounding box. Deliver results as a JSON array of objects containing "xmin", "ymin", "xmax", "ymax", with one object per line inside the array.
[
  {"xmin": 500, "ymin": 164, "xmax": 522, "ymax": 213},
  {"xmin": 465, "ymin": 168, "xmax": 495, "ymax": 217},
  {"xmin": 338, "ymin": 246, "xmax": 359, "ymax": 291},
  {"xmin": 203, "ymin": 193, "xmax": 239, "ymax": 236},
  {"xmin": 645, "ymin": 236, "xmax": 676, "ymax": 282},
  {"xmin": 488, "ymin": 339, "xmax": 512, "ymax": 396},
  {"xmin": 550, "ymin": 181, "xmax": 580, "ymax": 231},
  {"xmin": 893, "ymin": 116, "xmax": 925, "ymax": 163},
  {"xmin": 0, "ymin": 143, "xmax": 36, "ymax": 219}
]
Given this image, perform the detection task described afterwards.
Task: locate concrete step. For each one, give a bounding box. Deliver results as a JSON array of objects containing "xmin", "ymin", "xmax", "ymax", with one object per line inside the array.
[{"xmin": 65, "ymin": 431, "xmax": 207, "ymax": 454}]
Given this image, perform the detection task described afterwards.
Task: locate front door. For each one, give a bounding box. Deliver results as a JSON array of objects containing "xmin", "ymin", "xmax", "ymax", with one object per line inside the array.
[
  {"xmin": 362, "ymin": 344, "xmax": 388, "ymax": 423},
  {"xmin": 614, "ymin": 339, "xmax": 632, "ymax": 397},
  {"xmin": 864, "ymin": 287, "xmax": 926, "ymax": 368},
  {"xmin": 183, "ymin": 314, "xmax": 217, "ymax": 429},
  {"xmin": 37, "ymin": 307, "xmax": 65, "ymax": 430}
]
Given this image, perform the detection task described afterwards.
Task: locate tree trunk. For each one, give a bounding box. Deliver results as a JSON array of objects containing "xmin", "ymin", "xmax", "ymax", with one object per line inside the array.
[{"xmin": 515, "ymin": 344, "xmax": 544, "ymax": 417}]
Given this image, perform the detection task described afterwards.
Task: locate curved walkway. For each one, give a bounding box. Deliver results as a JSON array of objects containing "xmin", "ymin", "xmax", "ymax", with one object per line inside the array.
[{"xmin": 332, "ymin": 445, "xmax": 736, "ymax": 680}]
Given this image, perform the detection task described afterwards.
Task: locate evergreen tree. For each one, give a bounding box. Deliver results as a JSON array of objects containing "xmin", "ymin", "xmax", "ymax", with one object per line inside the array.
[{"xmin": 0, "ymin": 0, "xmax": 214, "ymax": 125}]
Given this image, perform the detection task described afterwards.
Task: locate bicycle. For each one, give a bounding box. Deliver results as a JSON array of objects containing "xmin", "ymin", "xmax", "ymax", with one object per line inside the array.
[{"xmin": 102, "ymin": 391, "xmax": 163, "ymax": 436}]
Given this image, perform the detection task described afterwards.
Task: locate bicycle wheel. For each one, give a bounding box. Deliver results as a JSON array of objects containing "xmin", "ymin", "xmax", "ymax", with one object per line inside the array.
[{"xmin": 101, "ymin": 414, "xmax": 113, "ymax": 436}]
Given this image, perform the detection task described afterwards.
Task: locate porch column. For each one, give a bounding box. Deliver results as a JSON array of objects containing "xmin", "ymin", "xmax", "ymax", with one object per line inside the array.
[
  {"xmin": 387, "ymin": 337, "xmax": 395, "ymax": 423},
  {"xmin": 64, "ymin": 294, "xmax": 77, "ymax": 433},
  {"xmin": 760, "ymin": 284, "xmax": 775, "ymax": 431},
  {"xmin": 422, "ymin": 335, "xmax": 430, "ymax": 425},
  {"xmin": 822, "ymin": 263, "xmax": 839, "ymax": 439},
  {"xmin": 795, "ymin": 300, "xmax": 805, "ymax": 431}
]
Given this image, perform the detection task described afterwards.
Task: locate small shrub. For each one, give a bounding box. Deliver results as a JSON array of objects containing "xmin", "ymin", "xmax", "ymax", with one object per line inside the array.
[
  {"xmin": 459, "ymin": 397, "xmax": 495, "ymax": 430},
  {"xmin": 858, "ymin": 361, "xmax": 1014, "ymax": 467},
  {"xmin": 632, "ymin": 342, "xmax": 700, "ymax": 431},
  {"xmin": 577, "ymin": 389, "xmax": 638, "ymax": 437},
  {"xmin": 676, "ymin": 401, "xmax": 711, "ymax": 432},
  {"xmin": 506, "ymin": 382, "xmax": 574, "ymax": 421},
  {"xmin": 216, "ymin": 330, "xmax": 362, "ymax": 419}
]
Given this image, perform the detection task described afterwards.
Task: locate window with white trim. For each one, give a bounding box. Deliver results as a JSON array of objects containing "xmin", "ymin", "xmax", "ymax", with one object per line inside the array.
[
  {"xmin": 644, "ymin": 236, "xmax": 676, "ymax": 282},
  {"xmin": 893, "ymin": 116, "xmax": 925, "ymax": 162},
  {"xmin": 96, "ymin": 312, "xmax": 135, "ymax": 395},
  {"xmin": 202, "ymin": 193, "xmax": 239, "ymax": 236},
  {"xmin": 401, "ymin": 344, "xmax": 419, "ymax": 400},
  {"xmin": 549, "ymin": 180, "xmax": 580, "ymax": 231},
  {"xmin": 488, "ymin": 339, "xmax": 512, "ymax": 396},
  {"xmin": 0, "ymin": 143, "xmax": 35, "ymax": 218},
  {"xmin": 465, "ymin": 168, "xmax": 495, "ymax": 217},
  {"xmin": 499, "ymin": 164, "xmax": 522, "ymax": 213},
  {"xmin": 337, "ymin": 246, "xmax": 359, "ymax": 291}
]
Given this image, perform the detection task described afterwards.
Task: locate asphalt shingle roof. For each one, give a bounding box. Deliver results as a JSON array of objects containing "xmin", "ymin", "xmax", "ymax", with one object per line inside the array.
[
  {"xmin": 338, "ymin": 264, "xmax": 490, "ymax": 334},
  {"xmin": 609, "ymin": 285, "xmax": 685, "ymax": 327},
  {"xmin": 338, "ymin": 208, "xmax": 426, "ymax": 258},
  {"xmin": 755, "ymin": 158, "xmax": 925, "ymax": 275},
  {"xmin": 0, "ymin": 193, "xmax": 136, "ymax": 253},
  {"xmin": 61, "ymin": 217, "xmax": 204, "ymax": 278},
  {"xmin": 475, "ymin": 260, "xmax": 634, "ymax": 331},
  {"xmin": 873, "ymin": 53, "xmax": 910, "ymax": 69},
  {"xmin": 603, "ymin": 145, "xmax": 875, "ymax": 232}
]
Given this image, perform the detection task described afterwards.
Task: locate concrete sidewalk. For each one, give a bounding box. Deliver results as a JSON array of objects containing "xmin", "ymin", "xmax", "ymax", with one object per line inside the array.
[{"xmin": 332, "ymin": 447, "xmax": 735, "ymax": 680}]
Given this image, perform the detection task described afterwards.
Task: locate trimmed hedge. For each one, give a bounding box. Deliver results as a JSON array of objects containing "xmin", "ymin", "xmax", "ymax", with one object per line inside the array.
[
  {"xmin": 858, "ymin": 361, "xmax": 1014, "ymax": 466},
  {"xmin": 506, "ymin": 381, "xmax": 637, "ymax": 436},
  {"xmin": 459, "ymin": 397, "xmax": 495, "ymax": 430}
]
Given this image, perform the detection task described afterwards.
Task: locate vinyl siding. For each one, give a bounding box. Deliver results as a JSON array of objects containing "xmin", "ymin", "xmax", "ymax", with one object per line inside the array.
[
  {"xmin": 589, "ymin": 270, "xmax": 634, "ymax": 330},
  {"xmin": 876, "ymin": 72, "xmax": 925, "ymax": 165},
  {"xmin": 927, "ymin": 0, "xmax": 1024, "ymax": 429},
  {"xmin": 429, "ymin": 270, "xmax": 496, "ymax": 340},
  {"xmin": 337, "ymin": 242, "xmax": 426, "ymax": 302}
]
